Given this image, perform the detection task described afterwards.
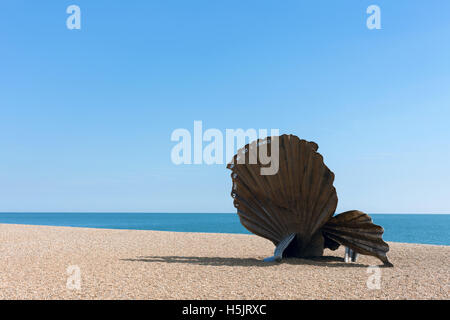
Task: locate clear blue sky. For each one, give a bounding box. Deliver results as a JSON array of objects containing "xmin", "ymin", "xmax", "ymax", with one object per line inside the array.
[{"xmin": 1, "ymin": 1, "xmax": 449, "ymax": 213}]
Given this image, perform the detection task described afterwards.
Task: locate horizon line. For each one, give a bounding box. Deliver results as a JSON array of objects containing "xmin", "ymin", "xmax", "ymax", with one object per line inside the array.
[{"xmin": 0, "ymin": 211, "xmax": 449, "ymax": 215}]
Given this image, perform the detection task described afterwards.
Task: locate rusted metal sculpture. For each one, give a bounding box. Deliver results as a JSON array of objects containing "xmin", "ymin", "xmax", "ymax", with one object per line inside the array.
[{"xmin": 227, "ymin": 134, "xmax": 393, "ymax": 266}]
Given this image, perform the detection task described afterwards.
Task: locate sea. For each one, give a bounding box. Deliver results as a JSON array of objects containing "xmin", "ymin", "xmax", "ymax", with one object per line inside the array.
[{"xmin": 0, "ymin": 212, "xmax": 448, "ymax": 246}]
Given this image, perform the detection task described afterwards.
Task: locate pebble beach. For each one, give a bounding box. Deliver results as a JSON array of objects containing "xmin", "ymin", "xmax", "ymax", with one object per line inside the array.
[{"xmin": 0, "ymin": 223, "xmax": 448, "ymax": 299}]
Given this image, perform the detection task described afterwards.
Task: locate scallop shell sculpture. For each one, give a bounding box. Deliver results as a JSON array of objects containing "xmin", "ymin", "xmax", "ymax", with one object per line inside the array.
[{"xmin": 227, "ymin": 134, "xmax": 392, "ymax": 266}]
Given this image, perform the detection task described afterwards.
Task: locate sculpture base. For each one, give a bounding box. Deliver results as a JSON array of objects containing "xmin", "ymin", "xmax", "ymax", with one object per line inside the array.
[{"xmin": 283, "ymin": 232, "xmax": 324, "ymax": 258}]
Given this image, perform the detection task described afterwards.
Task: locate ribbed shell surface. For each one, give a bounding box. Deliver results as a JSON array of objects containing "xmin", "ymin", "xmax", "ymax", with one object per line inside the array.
[{"xmin": 227, "ymin": 134, "xmax": 338, "ymax": 245}]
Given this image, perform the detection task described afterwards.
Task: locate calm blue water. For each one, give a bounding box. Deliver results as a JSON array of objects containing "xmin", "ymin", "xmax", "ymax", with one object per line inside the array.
[{"xmin": 0, "ymin": 213, "xmax": 448, "ymax": 246}]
